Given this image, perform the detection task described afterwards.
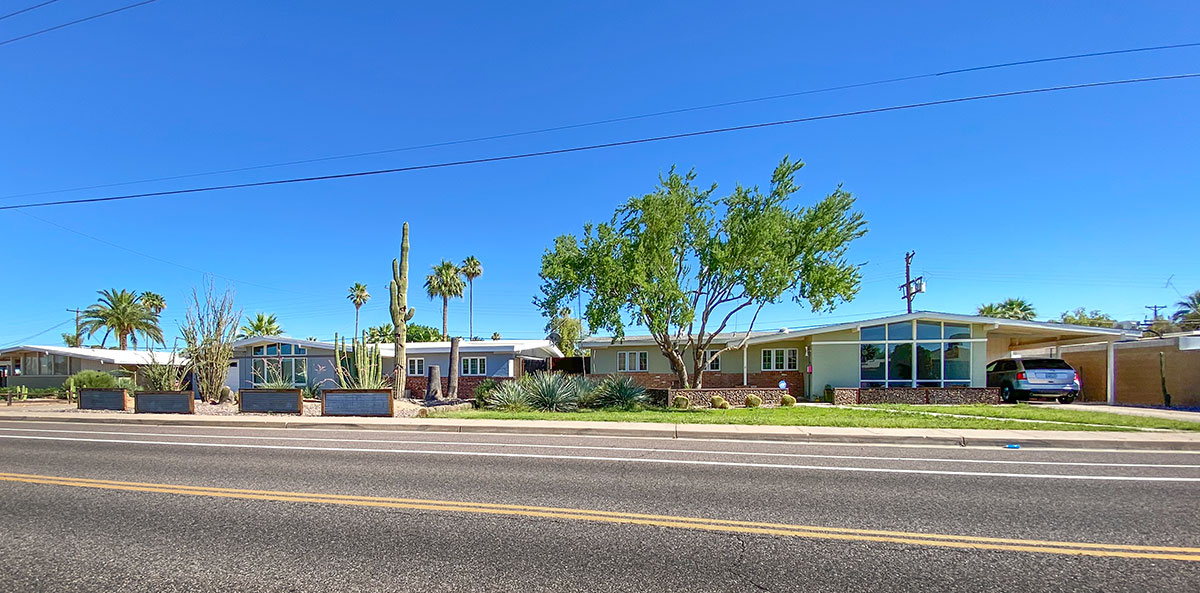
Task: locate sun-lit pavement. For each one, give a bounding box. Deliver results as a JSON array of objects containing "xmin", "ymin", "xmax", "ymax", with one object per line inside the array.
[{"xmin": 1, "ymin": 418, "xmax": 1198, "ymax": 592}]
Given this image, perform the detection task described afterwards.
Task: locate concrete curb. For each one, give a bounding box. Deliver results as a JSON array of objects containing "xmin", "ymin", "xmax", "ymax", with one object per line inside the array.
[{"xmin": 3, "ymin": 412, "xmax": 1200, "ymax": 451}]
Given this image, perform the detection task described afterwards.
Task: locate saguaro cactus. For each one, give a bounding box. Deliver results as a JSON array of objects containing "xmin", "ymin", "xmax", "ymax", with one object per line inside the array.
[{"xmin": 390, "ymin": 222, "xmax": 416, "ymax": 399}]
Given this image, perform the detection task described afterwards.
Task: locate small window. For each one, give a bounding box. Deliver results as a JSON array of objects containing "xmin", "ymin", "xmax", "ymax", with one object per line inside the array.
[
  {"xmin": 252, "ymin": 346, "xmax": 264, "ymax": 356},
  {"xmin": 281, "ymin": 344, "xmax": 293, "ymax": 355},
  {"xmin": 1020, "ymin": 359, "xmax": 1073, "ymax": 370},
  {"xmin": 462, "ymin": 357, "xmax": 487, "ymax": 376},
  {"xmin": 617, "ymin": 351, "xmax": 648, "ymax": 372},
  {"xmin": 705, "ymin": 350, "xmax": 721, "ymax": 371},
  {"xmin": 265, "ymin": 344, "xmax": 278, "ymax": 356},
  {"xmin": 860, "ymin": 324, "xmax": 886, "ymax": 341},
  {"xmin": 887, "ymin": 322, "xmax": 913, "ymax": 341},
  {"xmin": 944, "ymin": 323, "xmax": 971, "ymax": 340},
  {"xmin": 294, "ymin": 346, "xmax": 307, "ymax": 355},
  {"xmin": 408, "ymin": 358, "xmax": 425, "ymax": 376},
  {"xmin": 762, "ymin": 348, "xmax": 799, "ymax": 371},
  {"xmin": 916, "ymin": 321, "xmax": 941, "ymax": 340}
]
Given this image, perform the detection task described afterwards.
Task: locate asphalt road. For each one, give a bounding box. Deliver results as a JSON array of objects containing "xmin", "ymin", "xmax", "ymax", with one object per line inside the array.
[{"xmin": 1, "ymin": 419, "xmax": 1198, "ymax": 592}]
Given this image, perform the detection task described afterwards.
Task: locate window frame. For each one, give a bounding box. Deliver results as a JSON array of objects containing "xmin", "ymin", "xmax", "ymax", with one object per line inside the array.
[
  {"xmin": 761, "ymin": 348, "xmax": 799, "ymax": 371},
  {"xmin": 705, "ymin": 349, "xmax": 721, "ymax": 371},
  {"xmin": 858, "ymin": 320, "xmax": 974, "ymax": 388},
  {"xmin": 616, "ymin": 351, "xmax": 648, "ymax": 372},
  {"xmin": 461, "ymin": 357, "xmax": 488, "ymax": 376},
  {"xmin": 407, "ymin": 357, "xmax": 425, "ymax": 376}
]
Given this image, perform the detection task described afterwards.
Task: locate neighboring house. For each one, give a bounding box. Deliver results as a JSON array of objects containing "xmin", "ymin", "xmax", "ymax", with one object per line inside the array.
[
  {"xmin": 229, "ymin": 336, "xmax": 562, "ymax": 396},
  {"xmin": 582, "ymin": 312, "xmax": 1135, "ymax": 401},
  {"xmin": 0, "ymin": 345, "xmax": 187, "ymax": 389}
]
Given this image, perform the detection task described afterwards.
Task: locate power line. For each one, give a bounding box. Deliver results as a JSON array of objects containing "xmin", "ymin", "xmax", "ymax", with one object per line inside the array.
[
  {"xmin": 0, "ymin": 0, "xmax": 62, "ymax": 22},
  {"xmin": 0, "ymin": 0, "xmax": 157, "ymax": 48},
  {"xmin": 2, "ymin": 72, "xmax": 1196, "ymax": 213},
  {"xmin": 4, "ymin": 41, "xmax": 1199, "ymax": 202},
  {"xmin": 1, "ymin": 318, "xmax": 74, "ymax": 347}
]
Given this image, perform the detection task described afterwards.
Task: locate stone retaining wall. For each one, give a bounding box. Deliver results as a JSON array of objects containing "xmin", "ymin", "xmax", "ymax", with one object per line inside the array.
[
  {"xmin": 833, "ymin": 387, "xmax": 1000, "ymax": 405},
  {"xmin": 669, "ymin": 387, "xmax": 785, "ymax": 408}
]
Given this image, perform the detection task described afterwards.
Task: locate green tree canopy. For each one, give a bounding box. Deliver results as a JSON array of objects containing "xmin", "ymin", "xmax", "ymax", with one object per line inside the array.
[
  {"xmin": 347, "ymin": 282, "xmax": 371, "ymax": 339},
  {"xmin": 536, "ymin": 157, "xmax": 867, "ymax": 388},
  {"xmin": 79, "ymin": 288, "xmax": 164, "ymax": 350},
  {"xmin": 977, "ymin": 298, "xmax": 1036, "ymax": 321},
  {"xmin": 238, "ymin": 313, "xmax": 283, "ymax": 338},
  {"xmin": 407, "ymin": 323, "xmax": 443, "ymax": 342},
  {"xmin": 140, "ymin": 292, "xmax": 166, "ymax": 315},
  {"xmin": 1058, "ymin": 308, "xmax": 1115, "ymax": 328},
  {"xmin": 545, "ymin": 307, "xmax": 585, "ymax": 357}
]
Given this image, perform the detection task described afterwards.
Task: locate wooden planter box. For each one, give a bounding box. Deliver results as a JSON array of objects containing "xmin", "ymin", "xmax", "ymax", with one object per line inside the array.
[
  {"xmin": 321, "ymin": 389, "xmax": 393, "ymax": 417},
  {"xmin": 238, "ymin": 389, "xmax": 303, "ymax": 414},
  {"xmin": 134, "ymin": 391, "xmax": 195, "ymax": 414},
  {"xmin": 78, "ymin": 388, "xmax": 133, "ymax": 411}
]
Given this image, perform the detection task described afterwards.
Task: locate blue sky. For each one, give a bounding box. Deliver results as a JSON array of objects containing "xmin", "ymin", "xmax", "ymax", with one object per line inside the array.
[{"xmin": 1, "ymin": 1, "xmax": 1198, "ymax": 347}]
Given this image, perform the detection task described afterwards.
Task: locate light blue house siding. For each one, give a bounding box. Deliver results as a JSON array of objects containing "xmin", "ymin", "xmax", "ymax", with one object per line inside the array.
[
  {"xmin": 400, "ymin": 351, "xmax": 515, "ymax": 379},
  {"xmin": 230, "ymin": 343, "xmax": 337, "ymax": 391}
]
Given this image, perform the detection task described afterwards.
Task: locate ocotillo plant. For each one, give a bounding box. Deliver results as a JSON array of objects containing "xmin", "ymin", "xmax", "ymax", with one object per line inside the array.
[
  {"xmin": 390, "ymin": 222, "xmax": 415, "ymax": 399},
  {"xmin": 333, "ymin": 332, "xmax": 386, "ymax": 390}
]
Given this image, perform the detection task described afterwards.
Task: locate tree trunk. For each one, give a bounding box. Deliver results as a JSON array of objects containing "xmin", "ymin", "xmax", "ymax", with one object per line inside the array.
[
  {"xmin": 662, "ymin": 347, "xmax": 690, "ymax": 389},
  {"xmin": 442, "ymin": 296, "xmax": 449, "ymax": 339},
  {"xmin": 425, "ymin": 364, "xmax": 443, "ymax": 402},
  {"xmin": 354, "ymin": 307, "xmax": 360, "ymax": 341},
  {"xmin": 468, "ymin": 280, "xmax": 474, "ymax": 341},
  {"xmin": 448, "ymin": 337, "xmax": 460, "ymax": 399},
  {"xmin": 119, "ymin": 332, "xmax": 128, "ymax": 350}
]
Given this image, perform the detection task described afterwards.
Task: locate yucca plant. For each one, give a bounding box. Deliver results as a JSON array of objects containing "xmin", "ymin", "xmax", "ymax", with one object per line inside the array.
[
  {"xmin": 485, "ymin": 380, "xmax": 531, "ymax": 411},
  {"xmin": 522, "ymin": 371, "xmax": 579, "ymax": 412},
  {"xmin": 594, "ymin": 374, "xmax": 648, "ymax": 410},
  {"xmin": 572, "ymin": 375, "xmax": 601, "ymax": 409}
]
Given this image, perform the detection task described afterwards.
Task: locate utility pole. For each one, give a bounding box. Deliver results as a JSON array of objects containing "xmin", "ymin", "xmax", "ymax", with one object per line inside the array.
[
  {"xmin": 1145, "ymin": 305, "xmax": 1166, "ymax": 320},
  {"xmin": 66, "ymin": 308, "xmax": 84, "ymax": 346},
  {"xmin": 898, "ymin": 251, "xmax": 926, "ymax": 314}
]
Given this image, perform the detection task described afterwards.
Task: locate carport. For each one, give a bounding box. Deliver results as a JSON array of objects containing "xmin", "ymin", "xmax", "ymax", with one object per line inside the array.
[{"xmin": 985, "ymin": 320, "xmax": 1139, "ymax": 404}]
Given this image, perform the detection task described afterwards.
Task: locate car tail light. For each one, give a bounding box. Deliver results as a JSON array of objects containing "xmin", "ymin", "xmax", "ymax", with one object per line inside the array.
[
  {"xmin": 1074, "ymin": 372, "xmax": 1080, "ymax": 384},
  {"xmin": 1016, "ymin": 371, "xmax": 1026, "ymax": 381}
]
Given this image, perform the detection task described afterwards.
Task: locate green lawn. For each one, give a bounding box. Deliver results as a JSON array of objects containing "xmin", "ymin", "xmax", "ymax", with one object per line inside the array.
[
  {"xmin": 438, "ymin": 406, "xmax": 1149, "ymax": 431},
  {"xmin": 859, "ymin": 404, "xmax": 1200, "ymax": 432}
]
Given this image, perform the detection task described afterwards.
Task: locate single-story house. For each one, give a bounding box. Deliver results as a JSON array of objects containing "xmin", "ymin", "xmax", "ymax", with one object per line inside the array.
[
  {"xmin": 229, "ymin": 336, "xmax": 562, "ymax": 396},
  {"xmin": 0, "ymin": 345, "xmax": 187, "ymax": 389},
  {"xmin": 582, "ymin": 311, "xmax": 1136, "ymax": 402}
]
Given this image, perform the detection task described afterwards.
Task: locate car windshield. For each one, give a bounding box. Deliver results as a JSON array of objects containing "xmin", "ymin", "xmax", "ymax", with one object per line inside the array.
[{"xmin": 1021, "ymin": 359, "xmax": 1073, "ymax": 370}]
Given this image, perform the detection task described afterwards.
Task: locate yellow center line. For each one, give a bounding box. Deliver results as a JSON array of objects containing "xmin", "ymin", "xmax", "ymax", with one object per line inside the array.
[{"xmin": 2, "ymin": 471, "xmax": 1197, "ymax": 561}]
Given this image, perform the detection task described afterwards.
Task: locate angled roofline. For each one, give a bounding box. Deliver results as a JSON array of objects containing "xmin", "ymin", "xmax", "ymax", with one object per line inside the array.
[{"xmin": 0, "ymin": 345, "xmax": 188, "ymax": 365}]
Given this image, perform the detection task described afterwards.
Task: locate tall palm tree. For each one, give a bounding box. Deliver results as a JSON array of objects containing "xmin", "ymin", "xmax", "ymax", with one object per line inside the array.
[
  {"xmin": 460, "ymin": 256, "xmax": 483, "ymax": 340},
  {"xmin": 79, "ymin": 289, "xmax": 164, "ymax": 350},
  {"xmin": 424, "ymin": 260, "xmax": 465, "ymax": 339},
  {"xmin": 347, "ymin": 282, "xmax": 371, "ymax": 339},
  {"xmin": 141, "ymin": 292, "xmax": 166, "ymax": 315},
  {"xmin": 238, "ymin": 313, "xmax": 284, "ymax": 339},
  {"xmin": 1173, "ymin": 290, "xmax": 1200, "ymax": 330}
]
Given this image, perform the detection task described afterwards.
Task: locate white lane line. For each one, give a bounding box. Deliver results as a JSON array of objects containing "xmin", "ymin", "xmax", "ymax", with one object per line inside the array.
[
  {"xmin": 3, "ymin": 418, "xmax": 1200, "ymax": 455},
  {"xmin": 2, "ymin": 426, "xmax": 1198, "ymax": 469},
  {"xmin": 3, "ymin": 434, "xmax": 1199, "ymax": 482}
]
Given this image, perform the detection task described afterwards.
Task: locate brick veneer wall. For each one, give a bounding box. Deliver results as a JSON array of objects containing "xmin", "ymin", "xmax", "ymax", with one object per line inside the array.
[
  {"xmin": 669, "ymin": 387, "xmax": 785, "ymax": 408},
  {"xmin": 834, "ymin": 387, "xmax": 1000, "ymax": 405},
  {"xmin": 404, "ymin": 375, "xmax": 509, "ymax": 400}
]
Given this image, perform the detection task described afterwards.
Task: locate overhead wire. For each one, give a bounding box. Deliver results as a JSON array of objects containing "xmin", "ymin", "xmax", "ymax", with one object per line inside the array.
[
  {"xmin": 2, "ymin": 72, "xmax": 1198, "ymax": 213},
  {"xmin": 0, "ymin": 0, "xmax": 157, "ymax": 48},
  {"xmin": 0, "ymin": 0, "xmax": 62, "ymax": 22}
]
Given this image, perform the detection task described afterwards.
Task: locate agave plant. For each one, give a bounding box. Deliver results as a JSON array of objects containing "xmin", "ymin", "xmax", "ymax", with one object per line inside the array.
[
  {"xmin": 572, "ymin": 375, "xmax": 601, "ymax": 409},
  {"xmin": 522, "ymin": 372, "xmax": 579, "ymax": 412},
  {"xmin": 485, "ymin": 381, "xmax": 530, "ymax": 411},
  {"xmin": 594, "ymin": 374, "xmax": 648, "ymax": 410}
]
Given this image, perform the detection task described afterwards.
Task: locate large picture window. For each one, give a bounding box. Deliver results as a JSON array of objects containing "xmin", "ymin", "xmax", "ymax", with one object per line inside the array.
[
  {"xmin": 859, "ymin": 321, "xmax": 974, "ymax": 388},
  {"xmin": 20, "ymin": 354, "xmax": 69, "ymax": 376},
  {"xmin": 251, "ymin": 343, "xmax": 307, "ymax": 387}
]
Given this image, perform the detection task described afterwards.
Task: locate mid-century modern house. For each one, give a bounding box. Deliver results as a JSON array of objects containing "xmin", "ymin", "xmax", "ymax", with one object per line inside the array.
[
  {"xmin": 582, "ymin": 311, "xmax": 1137, "ymax": 402},
  {"xmin": 0, "ymin": 345, "xmax": 187, "ymax": 389},
  {"xmin": 229, "ymin": 336, "xmax": 562, "ymax": 396}
]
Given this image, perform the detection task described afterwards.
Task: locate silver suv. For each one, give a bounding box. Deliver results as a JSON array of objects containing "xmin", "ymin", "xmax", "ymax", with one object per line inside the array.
[{"xmin": 986, "ymin": 358, "xmax": 1080, "ymax": 404}]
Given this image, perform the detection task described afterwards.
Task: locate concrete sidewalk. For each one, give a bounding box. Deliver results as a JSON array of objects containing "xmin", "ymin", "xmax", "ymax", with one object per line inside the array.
[{"xmin": 3, "ymin": 407, "xmax": 1200, "ymax": 451}]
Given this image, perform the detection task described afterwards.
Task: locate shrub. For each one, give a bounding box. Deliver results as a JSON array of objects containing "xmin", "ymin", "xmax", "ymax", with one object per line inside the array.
[
  {"xmin": 745, "ymin": 394, "xmax": 762, "ymax": 408},
  {"xmin": 474, "ymin": 378, "xmax": 500, "ymax": 408},
  {"xmin": 573, "ymin": 376, "xmax": 601, "ymax": 409},
  {"xmin": 780, "ymin": 394, "xmax": 796, "ymax": 407},
  {"xmin": 485, "ymin": 380, "xmax": 531, "ymax": 411},
  {"xmin": 672, "ymin": 395, "xmax": 690, "ymax": 409},
  {"xmin": 594, "ymin": 374, "xmax": 648, "ymax": 409},
  {"xmin": 523, "ymin": 372, "xmax": 579, "ymax": 412},
  {"xmin": 65, "ymin": 370, "xmax": 119, "ymax": 390}
]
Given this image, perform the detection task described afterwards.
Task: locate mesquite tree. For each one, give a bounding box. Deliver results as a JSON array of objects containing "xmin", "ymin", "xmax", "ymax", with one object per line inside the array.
[
  {"xmin": 390, "ymin": 222, "xmax": 416, "ymax": 399},
  {"xmin": 536, "ymin": 157, "xmax": 867, "ymax": 389}
]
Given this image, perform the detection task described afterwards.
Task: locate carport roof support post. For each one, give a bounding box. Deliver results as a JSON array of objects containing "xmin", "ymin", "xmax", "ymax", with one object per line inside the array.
[{"xmin": 1106, "ymin": 339, "xmax": 1116, "ymax": 405}]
